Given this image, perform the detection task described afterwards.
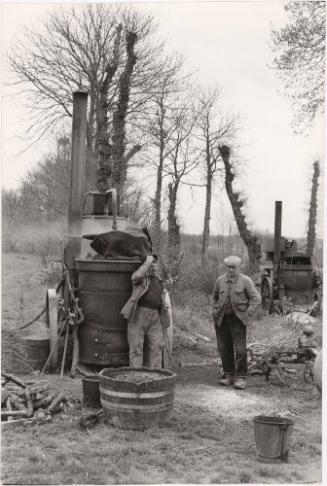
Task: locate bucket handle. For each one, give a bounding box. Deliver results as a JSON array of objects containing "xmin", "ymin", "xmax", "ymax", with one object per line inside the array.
[{"xmin": 104, "ymin": 189, "xmax": 118, "ymax": 230}]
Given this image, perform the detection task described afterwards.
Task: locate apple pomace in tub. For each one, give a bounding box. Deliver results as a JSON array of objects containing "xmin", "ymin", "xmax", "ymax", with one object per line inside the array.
[
  {"xmin": 99, "ymin": 367, "xmax": 177, "ymax": 429},
  {"xmin": 110, "ymin": 371, "xmax": 165, "ymax": 383}
]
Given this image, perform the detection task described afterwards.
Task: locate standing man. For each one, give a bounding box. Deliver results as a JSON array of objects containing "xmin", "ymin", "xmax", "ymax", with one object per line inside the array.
[
  {"xmin": 121, "ymin": 255, "xmax": 172, "ymax": 368},
  {"xmin": 212, "ymin": 256, "xmax": 261, "ymax": 390}
]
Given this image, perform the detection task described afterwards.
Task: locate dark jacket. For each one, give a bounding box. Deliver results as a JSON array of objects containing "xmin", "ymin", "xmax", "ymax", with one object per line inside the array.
[{"xmin": 212, "ymin": 273, "xmax": 261, "ymax": 327}]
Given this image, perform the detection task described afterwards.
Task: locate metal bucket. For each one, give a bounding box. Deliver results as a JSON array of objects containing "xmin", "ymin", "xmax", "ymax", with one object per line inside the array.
[
  {"xmin": 253, "ymin": 415, "xmax": 294, "ymax": 462},
  {"xmin": 82, "ymin": 376, "xmax": 101, "ymax": 408},
  {"xmin": 99, "ymin": 367, "xmax": 177, "ymax": 430},
  {"xmin": 1, "ymin": 335, "xmax": 50, "ymax": 374}
]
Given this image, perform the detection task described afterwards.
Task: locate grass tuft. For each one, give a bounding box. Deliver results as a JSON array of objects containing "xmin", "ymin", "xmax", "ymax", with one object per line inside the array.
[{"xmin": 239, "ymin": 471, "xmax": 253, "ymax": 483}]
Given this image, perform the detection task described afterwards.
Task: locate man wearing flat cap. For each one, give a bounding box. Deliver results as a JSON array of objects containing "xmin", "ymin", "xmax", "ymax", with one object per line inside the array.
[{"xmin": 212, "ymin": 255, "xmax": 261, "ymax": 390}]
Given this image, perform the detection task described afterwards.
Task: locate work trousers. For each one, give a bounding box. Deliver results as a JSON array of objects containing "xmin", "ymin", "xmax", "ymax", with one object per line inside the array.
[
  {"xmin": 215, "ymin": 313, "xmax": 247, "ymax": 377},
  {"xmin": 128, "ymin": 306, "xmax": 163, "ymax": 368}
]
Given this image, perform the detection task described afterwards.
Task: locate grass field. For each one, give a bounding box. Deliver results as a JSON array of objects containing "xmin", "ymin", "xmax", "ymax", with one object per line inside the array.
[{"xmin": 1, "ymin": 253, "xmax": 323, "ymax": 484}]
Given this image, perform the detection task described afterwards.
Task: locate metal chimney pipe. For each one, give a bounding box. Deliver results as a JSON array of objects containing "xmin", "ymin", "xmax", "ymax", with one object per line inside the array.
[
  {"xmin": 273, "ymin": 201, "xmax": 282, "ymax": 266},
  {"xmin": 64, "ymin": 91, "xmax": 88, "ymax": 273},
  {"xmin": 68, "ymin": 91, "xmax": 88, "ymax": 233}
]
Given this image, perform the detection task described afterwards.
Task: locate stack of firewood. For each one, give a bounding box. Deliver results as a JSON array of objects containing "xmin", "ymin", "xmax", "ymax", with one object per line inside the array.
[{"xmin": 1, "ymin": 372, "xmax": 66, "ymax": 425}]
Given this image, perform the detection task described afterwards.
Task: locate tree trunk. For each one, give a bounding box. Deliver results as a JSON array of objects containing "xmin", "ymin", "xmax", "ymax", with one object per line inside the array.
[
  {"xmin": 111, "ymin": 30, "xmax": 140, "ymax": 197},
  {"xmin": 306, "ymin": 161, "xmax": 320, "ymax": 257},
  {"xmin": 201, "ymin": 129, "xmax": 213, "ymax": 262},
  {"xmin": 167, "ymin": 182, "xmax": 181, "ymax": 277},
  {"xmin": 96, "ymin": 25, "xmax": 122, "ymax": 192},
  {"xmin": 201, "ymin": 171, "xmax": 212, "ymax": 263},
  {"xmin": 154, "ymin": 106, "xmax": 165, "ymax": 236},
  {"xmin": 219, "ymin": 145, "xmax": 261, "ymax": 274},
  {"xmin": 155, "ymin": 151, "xmax": 163, "ymax": 231}
]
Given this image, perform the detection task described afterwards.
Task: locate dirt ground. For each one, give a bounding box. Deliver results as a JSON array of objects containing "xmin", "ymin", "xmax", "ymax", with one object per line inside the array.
[{"xmin": 1, "ymin": 254, "xmax": 323, "ymax": 484}]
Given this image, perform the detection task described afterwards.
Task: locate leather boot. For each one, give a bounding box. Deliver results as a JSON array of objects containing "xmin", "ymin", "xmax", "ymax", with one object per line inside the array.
[
  {"xmin": 234, "ymin": 377, "xmax": 247, "ymax": 390},
  {"xmin": 219, "ymin": 374, "xmax": 234, "ymax": 386}
]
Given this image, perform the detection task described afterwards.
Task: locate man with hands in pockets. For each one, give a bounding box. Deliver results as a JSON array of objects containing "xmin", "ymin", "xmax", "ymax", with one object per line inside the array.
[{"xmin": 212, "ymin": 255, "xmax": 261, "ymax": 390}]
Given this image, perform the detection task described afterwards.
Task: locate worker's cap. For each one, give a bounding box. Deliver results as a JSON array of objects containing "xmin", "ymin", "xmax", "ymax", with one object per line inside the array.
[{"xmin": 224, "ymin": 255, "xmax": 242, "ymax": 267}]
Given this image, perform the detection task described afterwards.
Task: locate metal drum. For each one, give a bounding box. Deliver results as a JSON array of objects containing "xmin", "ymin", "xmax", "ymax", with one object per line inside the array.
[
  {"xmin": 281, "ymin": 258, "xmax": 316, "ymax": 306},
  {"xmin": 2, "ymin": 335, "xmax": 50, "ymax": 374},
  {"xmin": 76, "ymin": 258, "xmax": 140, "ymax": 367}
]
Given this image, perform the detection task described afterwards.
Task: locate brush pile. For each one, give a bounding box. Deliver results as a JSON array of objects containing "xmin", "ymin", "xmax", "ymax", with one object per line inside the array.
[
  {"xmin": 246, "ymin": 313, "xmax": 314, "ymax": 385},
  {"xmin": 248, "ymin": 311, "xmax": 317, "ymax": 359},
  {"xmin": 1, "ymin": 371, "xmax": 67, "ymax": 426}
]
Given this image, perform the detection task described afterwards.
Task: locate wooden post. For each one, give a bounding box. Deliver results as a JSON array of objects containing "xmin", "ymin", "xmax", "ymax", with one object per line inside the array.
[
  {"xmin": 273, "ymin": 201, "xmax": 282, "ymax": 267},
  {"xmin": 274, "ymin": 201, "xmax": 282, "ymax": 306}
]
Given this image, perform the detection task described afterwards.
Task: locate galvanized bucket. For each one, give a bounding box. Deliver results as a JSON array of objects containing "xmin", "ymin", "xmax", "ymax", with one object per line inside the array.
[
  {"xmin": 2, "ymin": 335, "xmax": 50, "ymax": 374},
  {"xmin": 253, "ymin": 415, "xmax": 294, "ymax": 462}
]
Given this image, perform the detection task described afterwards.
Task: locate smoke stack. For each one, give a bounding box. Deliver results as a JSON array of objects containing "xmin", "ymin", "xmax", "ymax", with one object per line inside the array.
[
  {"xmin": 68, "ymin": 91, "xmax": 88, "ymax": 233},
  {"xmin": 65, "ymin": 91, "xmax": 88, "ymax": 271},
  {"xmin": 274, "ymin": 201, "xmax": 282, "ymax": 265}
]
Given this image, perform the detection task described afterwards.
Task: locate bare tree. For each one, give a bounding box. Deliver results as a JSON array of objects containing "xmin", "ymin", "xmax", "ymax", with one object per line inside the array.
[
  {"xmin": 164, "ymin": 99, "xmax": 199, "ymax": 276},
  {"xmin": 9, "ymin": 4, "xmax": 164, "ymax": 196},
  {"xmin": 123, "ymin": 186, "xmax": 154, "ymax": 228},
  {"xmin": 111, "ymin": 30, "xmax": 140, "ymax": 195},
  {"xmin": 141, "ymin": 55, "xmax": 188, "ymax": 240},
  {"xmin": 271, "ymin": 1, "xmax": 325, "ymax": 128},
  {"xmin": 2, "ymin": 189, "xmax": 23, "ymax": 224},
  {"xmin": 19, "ymin": 137, "xmax": 71, "ymax": 221},
  {"xmin": 306, "ymin": 161, "xmax": 320, "ymax": 257},
  {"xmin": 194, "ymin": 86, "xmax": 235, "ymax": 263},
  {"xmin": 218, "ymin": 145, "xmax": 261, "ymax": 273},
  {"xmin": 2, "ymin": 189, "xmax": 24, "ymax": 252}
]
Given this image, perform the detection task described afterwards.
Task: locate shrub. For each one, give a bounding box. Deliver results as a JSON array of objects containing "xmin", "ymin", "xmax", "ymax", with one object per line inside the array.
[
  {"xmin": 174, "ymin": 256, "xmax": 219, "ymax": 296},
  {"xmin": 2, "ymin": 220, "xmax": 65, "ymax": 258}
]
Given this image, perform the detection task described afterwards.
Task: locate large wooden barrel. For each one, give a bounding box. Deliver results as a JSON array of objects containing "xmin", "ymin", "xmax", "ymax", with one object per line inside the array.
[
  {"xmin": 99, "ymin": 367, "xmax": 177, "ymax": 429},
  {"xmin": 76, "ymin": 259, "xmax": 140, "ymax": 367}
]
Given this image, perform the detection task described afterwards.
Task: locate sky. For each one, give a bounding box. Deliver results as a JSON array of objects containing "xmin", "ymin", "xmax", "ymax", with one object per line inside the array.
[{"xmin": 1, "ymin": 1, "xmax": 325, "ymax": 239}]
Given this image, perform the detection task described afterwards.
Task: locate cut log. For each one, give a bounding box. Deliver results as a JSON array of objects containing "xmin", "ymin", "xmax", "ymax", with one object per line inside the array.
[
  {"xmin": 1, "ymin": 415, "xmax": 52, "ymax": 429},
  {"xmin": 1, "ymin": 388, "xmax": 9, "ymax": 405},
  {"xmin": 24, "ymin": 389, "xmax": 34, "ymax": 418},
  {"xmin": 47, "ymin": 392, "xmax": 66, "ymax": 414},
  {"xmin": 1, "ymin": 372, "xmax": 26, "ymax": 388},
  {"xmin": 1, "ymin": 409, "xmax": 28, "ymax": 418},
  {"xmin": 33, "ymin": 394, "xmax": 55, "ymax": 410}
]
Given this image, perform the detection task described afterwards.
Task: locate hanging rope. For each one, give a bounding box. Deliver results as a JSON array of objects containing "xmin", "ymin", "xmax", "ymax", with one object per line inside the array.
[
  {"xmin": 16, "ymin": 306, "xmax": 47, "ymax": 331},
  {"xmin": 15, "ymin": 277, "xmax": 64, "ymax": 332}
]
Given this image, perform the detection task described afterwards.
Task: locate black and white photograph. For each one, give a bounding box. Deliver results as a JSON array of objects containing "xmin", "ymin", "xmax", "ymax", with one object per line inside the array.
[{"xmin": 1, "ymin": 1, "xmax": 325, "ymax": 484}]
